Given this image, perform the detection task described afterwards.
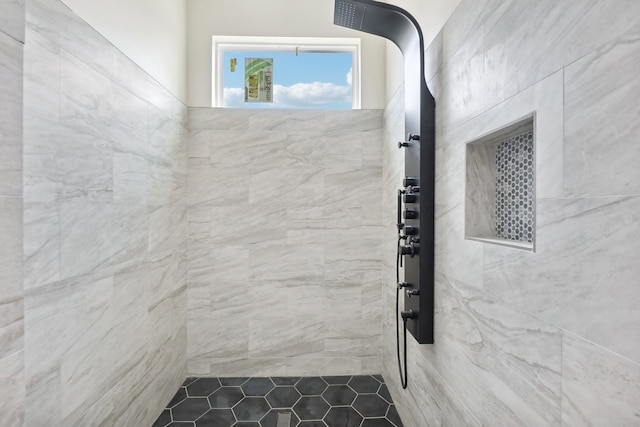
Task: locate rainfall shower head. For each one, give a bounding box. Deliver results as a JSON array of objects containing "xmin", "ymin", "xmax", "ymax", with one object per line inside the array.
[{"xmin": 333, "ymin": 0, "xmax": 419, "ymax": 54}]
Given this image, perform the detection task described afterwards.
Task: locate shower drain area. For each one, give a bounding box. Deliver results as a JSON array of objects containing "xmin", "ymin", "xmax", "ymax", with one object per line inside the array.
[
  {"xmin": 152, "ymin": 375, "xmax": 404, "ymax": 427},
  {"xmin": 465, "ymin": 115, "xmax": 536, "ymax": 251}
]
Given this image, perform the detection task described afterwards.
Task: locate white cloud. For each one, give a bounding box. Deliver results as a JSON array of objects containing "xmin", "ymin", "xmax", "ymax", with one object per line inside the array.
[{"xmin": 224, "ymin": 81, "xmax": 351, "ymax": 109}]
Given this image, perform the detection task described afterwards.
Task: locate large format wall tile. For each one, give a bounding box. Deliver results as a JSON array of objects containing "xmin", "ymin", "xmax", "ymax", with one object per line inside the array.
[
  {"xmin": 22, "ymin": 0, "xmax": 188, "ymax": 425},
  {"xmin": 561, "ymin": 332, "xmax": 640, "ymax": 426},
  {"xmin": 0, "ymin": 31, "xmax": 23, "ymax": 198},
  {"xmin": 564, "ymin": 32, "xmax": 640, "ymax": 196},
  {"xmin": 382, "ymin": 2, "xmax": 640, "ymax": 426},
  {"xmin": 187, "ymin": 108, "xmax": 384, "ymax": 376},
  {"xmin": 0, "ymin": 0, "xmax": 24, "ymax": 42}
]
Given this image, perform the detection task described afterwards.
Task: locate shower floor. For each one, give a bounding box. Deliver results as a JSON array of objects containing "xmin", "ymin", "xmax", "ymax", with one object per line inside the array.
[{"xmin": 152, "ymin": 375, "xmax": 404, "ymax": 427}]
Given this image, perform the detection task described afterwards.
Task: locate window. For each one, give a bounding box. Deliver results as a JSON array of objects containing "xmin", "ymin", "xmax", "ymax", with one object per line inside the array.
[{"xmin": 212, "ymin": 36, "xmax": 361, "ymax": 109}]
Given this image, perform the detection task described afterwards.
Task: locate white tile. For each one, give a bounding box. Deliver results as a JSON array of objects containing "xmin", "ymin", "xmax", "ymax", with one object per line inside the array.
[
  {"xmin": 0, "ymin": 351, "xmax": 25, "ymax": 427},
  {"xmin": 59, "ymin": 202, "xmax": 147, "ymax": 280},
  {"xmin": 0, "ymin": 0, "xmax": 24, "ymax": 42},
  {"xmin": 562, "ymin": 332, "xmax": 640, "ymax": 426},
  {"xmin": 564, "ymin": 33, "xmax": 640, "ymax": 196},
  {"xmin": 0, "ymin": 31, "xmax": 23, "ymax": 197}
]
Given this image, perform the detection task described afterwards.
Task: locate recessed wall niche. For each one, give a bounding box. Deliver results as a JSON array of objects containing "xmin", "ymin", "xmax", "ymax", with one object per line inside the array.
[{"xmin": 465, "ymin": 115, "xmax": 535, "ymax": 251}]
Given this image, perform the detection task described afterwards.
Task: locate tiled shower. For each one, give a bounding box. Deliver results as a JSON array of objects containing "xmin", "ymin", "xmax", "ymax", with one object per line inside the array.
[{"xmin": 1, "ymin": 0, "xmax": 639, "ymax": 426}]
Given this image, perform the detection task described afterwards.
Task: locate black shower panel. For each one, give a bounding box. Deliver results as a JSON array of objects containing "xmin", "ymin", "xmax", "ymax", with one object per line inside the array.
[{"xmin": 334, "ymin": 0, "xmax": 435, "ymax": 344}]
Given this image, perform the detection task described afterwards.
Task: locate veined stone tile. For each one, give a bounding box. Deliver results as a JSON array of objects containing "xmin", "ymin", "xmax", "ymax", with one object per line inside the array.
[
  {"xmin": 564, "ymin": 32, "xmax": 640, "ymax": 196},
  {"xmin": 24, "ymin": 114, "xmax": 113, "ymax": 203},
  {"xmin": 248, "ymin": 243, "xmax": 324, "ymax": 283},
  {"xmin": 0, "ymin": 0, "xmax": 24, "ymax": 42},
  {"xmin": 23, "ymin": 202, "xmax": 59, "ymax": 291},
  {"xmin": 148, "ymin": 204, "xmax": 187, "ymax": 256},
  {"xmin": 188, "ymin": 314, "xmax": 249, "ymax": 360},
  {"xmin": 113, "ymin": 148, "xmax": 149, "ymax": 204},
  {"xmin": 189, "ymin": 107, "xmax": 249, "ymax": 131},
  {"xmin": 188, "ymin": 165, "xmax": 249, "ymax": 208},
  {"xmin": 561, "ymin": 332, "xmax": 640, "ymax": 426},
  {"xmin": 26, "ymin": 0, "xmax": 116, "ymax": 76},
  {"xmin": 188, "ymin": 129, "xmax": 211, "ymax": 165},
  {"xmin": 435, "ymin": 203, "xmax": 483, "ymax": 289},
  {"xmin": 486, "ymin": 0, "xmax": 640, "ymax": 110},
  {"xmin": 0, "ymin": 197, "xmax": 22, "ymax": 299},
  {"xmin": 248, "ymin": 110, "xmax": 326, "ymax": 132},
  {"xmin": 23, "ymin": 28, "xmax": 59, "ymax": 121},
  {"xmin": 0, "ymin": 31, "xmax": 23, "ymax": 198},
  {"xmin": 192, "ymin": 358, "xmax": 288, "ymax": 378},
  {"xmin": 434, "ymin": 274, "xmax": 562, "ymax": 426},
  {"xmin": 248, "ymin": 319, "xmax": 325, "ymax": 358},
  {"xmin": 436, "ymin": 26, "xmax": 485, "ymax": 133},
  {"xmin": 247, "ymin": 131, "xmax": 324, "ymax": 172},
  {"xmin": 249, "ymin": 166, "xmax": 324, "ymax": 208},
  {"xmin": 0, "ymin": 296, "xmax": 23, "ymax": 360},
  {"xmin": 210, "ymin": 204, "xmax": 287, "ymax": 245},
  {"xmin": 485, "ymin": 196, "xmax": 640, "ymax": 363},
  {"xmin": 24, "ymin": 273, "xmax": 113, "ymax": 382},
  {"xmin": 59, "ymin": 202, "xmax": 147, "ymax": 280},
  {"xmin": 323, "ymin": 320, "xmax": 382, "ymax": 358},
  {"xmin": 0, "ymin": 351, "xmax": 25, "ymax": 427},
  {"xmin": 148, "ymin": 251, "xmax": 187, "ymax": 309},
  {"xmin": 322, "ymin": 109, "xmax": 383, "ymax": 135}
]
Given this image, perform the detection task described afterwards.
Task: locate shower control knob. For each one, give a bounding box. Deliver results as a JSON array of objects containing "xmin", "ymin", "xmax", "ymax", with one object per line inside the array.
[
  {"xmin": 403, "ymin": 193, "xmax": 418, "ymax": 203},
  {"xmin": 408, "ymin": 133, "xmax": 420, "ymax": 141},
  {"xmin": 398, "ymin": 141, "xmax": 411, "ymax": 148},
  {"xmin": 403, "ymin": 209, "xmax": 418, "ymax": 219},
  {"xmin": 403, "ymin": 225, "xmax": 418, "ymax": 236},
  {"xmin": 403, "ymin": 177, "xmax": 418, "ymax": 187},
  {"xmin": 406, "ymin": 289, "xmax": 420, "ymax": 298},
  {"xmin": 400, "ymin": 242, "xmax": 419, "ymax": 257},
  {"xmin": 398, "ymin": 282, "xmax": 412, "ymax": 289}
]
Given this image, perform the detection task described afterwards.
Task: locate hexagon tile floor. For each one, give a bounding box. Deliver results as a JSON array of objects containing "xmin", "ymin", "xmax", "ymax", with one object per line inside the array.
[{"xmin": 152, "ymin": 375, "xmax": 404, "ymax": 427}]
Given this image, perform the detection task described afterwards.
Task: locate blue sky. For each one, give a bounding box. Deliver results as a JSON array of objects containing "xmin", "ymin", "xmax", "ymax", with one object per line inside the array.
[{"xmin": 222, "ymin": 51, "xmax": 353, "ymax": 109}]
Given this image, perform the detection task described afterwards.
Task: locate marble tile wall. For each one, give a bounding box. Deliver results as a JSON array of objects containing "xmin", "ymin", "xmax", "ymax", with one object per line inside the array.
[
  {"xmin": 20, "ymin": 0, "xmax": 188, "ymax": 425},
  {"xmin": 382, "ymin": 0, "xmax": 640, "ymax": 425},
  {"xmin": 0, "ymin": 0, "xmax": 25, "ymax": 425},
  {"xmin": 186, "ymin": 108, "xmax": 385, "ymax": 378}
]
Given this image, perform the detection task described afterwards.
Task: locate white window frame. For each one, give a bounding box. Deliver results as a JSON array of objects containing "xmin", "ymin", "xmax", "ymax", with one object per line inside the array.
[{"xmin": 212, "ymin": 36, "xmax": 361, "ymax": 109}]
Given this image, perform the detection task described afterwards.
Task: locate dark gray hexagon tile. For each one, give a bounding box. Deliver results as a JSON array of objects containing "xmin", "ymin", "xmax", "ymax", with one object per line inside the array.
[
  {"xmin": 322, "ymin": 385, "xmax": 356, "ymax": 406},
  {"xmin": 271, "ymin": 377, "xmax": 300, "ymax": 386},
  {"xmin": 324, "ymin": 407, "xmax": 362, "ymax": 427},
  {"xmin": 293, "ymin": 396, "xmax": 330, "ymax": 420},
  {"xmin": 321, "ymin": 376, "xmax": 351, "ymax": 385},
  {"xmin": 172, "ymin": 397, "xmax": 211, "ymax": 422},
  {"xmin": 386, "ymin": 405, "xmax": 403, "ymax": 427},
  {"xmin": 353, "ymin": 394, "xmax": 389, "ymax": 418},
  {"xmin": 373, "ymin": 375, "xmax": 384, "ymax": 382},
  {"xmin": 234, "ymin": 423, "xmax": 261, "ymax": 427},
  {"xmin": 220, "ymin": 377, "xmax": 250, "ymax": 386},
  {"xmin": 260, "ymin": 410, "xmax": 299, "ymax": 427},
  {"xmin": 266, "ymin": 386, "xmax": 301, "ymax": 408},
  {"xmin": 183, "ymin": 378, "xmax": 199, "ymax": 387},
  {"xmin": 187, "ymin": 378, "xmax": 222, "ymax": 397},
  {"xmin": 233, "ymin": 397, "xmax": 270, "ymax": 422},
  {"xmin": 195, "ymin": 409, "xmax": 235, "ymax": 427},
  {"xmin": 376, "ymin": 384, "xmax": 392, "ymax": 404},
  {"xmin": 167, "ymin": 423, "xmax": 195, "ymax": 426},
  {"xmin": 152, "ymin": 409, "xmax": 172, "ymax": 427},
  {"xmin": 361, "ymin": 418, "xmax": 395, "ymax": 427},
  {"xmin": 168, "ymin": 388, "xmax": 188, "ymax": 408},
  {"xmin": 242, "ymin": 378, "xmax": 275, "ymax": 396},
  {"xmin": 295, "ymin": 377, "xmax": 328, "ymax": 396},
  {"xmin": 298, "ymin": 421, "xmax": 327, "ymax": 427},
  {"xmin": 209, "ymin": 387, "xmax": 245, "ymax": 408},
  {"xmin": 348, "ymin": 376, "xmax": 380, "ymax": 394}
]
